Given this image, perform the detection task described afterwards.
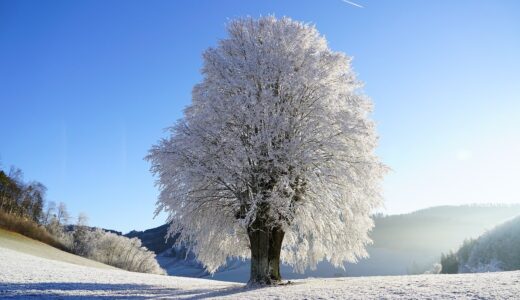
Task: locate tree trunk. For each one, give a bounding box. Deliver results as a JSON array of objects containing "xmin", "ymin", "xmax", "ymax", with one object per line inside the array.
[
  {"xmin": 248, "ymin": 226, "xmax": 270, "ymax": 284},
  {"xmin": 248, "ymin": 224, "xmax": 285, "ymax": 285},
  {"xmin": 268, "ymin": 226, "xmax": 285, "ymax": 281}
]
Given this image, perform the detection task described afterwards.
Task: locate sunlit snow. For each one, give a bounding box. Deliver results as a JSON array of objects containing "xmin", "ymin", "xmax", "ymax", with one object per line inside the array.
[{"xmin": 1, "ymin": 245, "xmax": 519, "ymax": 299}]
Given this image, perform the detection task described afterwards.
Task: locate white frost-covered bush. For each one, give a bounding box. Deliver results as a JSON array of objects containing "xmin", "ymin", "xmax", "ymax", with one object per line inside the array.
[
  {"xmin": 424, "ymin": 263, "xmax": 442, "ymax": 274},
  {"xmin": 45, "ymin": 209, "xmax": 164, "ymax": 275},
  {"xmin": 52, "ymin": 225, "xmax": 165, "ymax": 275},
  {"xmin": 46, "ymin": 219, "xmax": 73, "ymax": 249},
  {"xmin": 91, "ymin": 230, "xmax": 165, "ymax": 275}
]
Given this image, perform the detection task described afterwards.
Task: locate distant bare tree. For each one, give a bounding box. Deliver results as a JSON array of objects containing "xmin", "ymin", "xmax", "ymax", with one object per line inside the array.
[{"xmin": 56, "ymin": 202, "xmax": 70, "ymax": 225}]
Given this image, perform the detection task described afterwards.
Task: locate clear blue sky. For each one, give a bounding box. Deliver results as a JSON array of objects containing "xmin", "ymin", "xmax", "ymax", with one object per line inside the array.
[{"xmin": 1, "ymin": 0, "xmax": 519, "ymax": 233}]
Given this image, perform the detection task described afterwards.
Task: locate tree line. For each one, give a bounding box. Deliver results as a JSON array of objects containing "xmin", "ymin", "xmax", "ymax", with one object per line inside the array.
[{"xmin": 0, "ymin": 167, "xmax": 47, "ymax": 223}]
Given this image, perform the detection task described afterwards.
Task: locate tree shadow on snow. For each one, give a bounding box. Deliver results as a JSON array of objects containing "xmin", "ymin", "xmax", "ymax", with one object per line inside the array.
[{"xmin": 0, "ymin": 282, "xmax": 257, "ymax": 299}]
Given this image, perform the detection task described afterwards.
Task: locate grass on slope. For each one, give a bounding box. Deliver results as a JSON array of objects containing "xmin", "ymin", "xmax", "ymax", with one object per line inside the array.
[
  {"xmin": 0, "ymin": 228, "xmax": 116, "ymax": 270},
  {"xmin": 0, "ymin": 210, "xmax": 67, "ymax": 250}
]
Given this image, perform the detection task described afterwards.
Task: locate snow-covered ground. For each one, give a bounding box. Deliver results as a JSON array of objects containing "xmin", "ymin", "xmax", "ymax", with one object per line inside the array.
[{"xmin": 1, "ymin": 244, "xmax": 519, "ymax": 299}]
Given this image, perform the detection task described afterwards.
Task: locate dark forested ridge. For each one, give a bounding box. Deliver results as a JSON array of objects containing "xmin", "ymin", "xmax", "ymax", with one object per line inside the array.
[{"xmin": 125, "ymin": 224, "xmax": 176, "ymax": 254}]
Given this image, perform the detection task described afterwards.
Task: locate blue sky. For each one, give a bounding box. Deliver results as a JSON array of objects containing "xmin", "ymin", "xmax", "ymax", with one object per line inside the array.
[{"xmin": 1, "ymin": 0, "xmax": 519, "ymax": 233}]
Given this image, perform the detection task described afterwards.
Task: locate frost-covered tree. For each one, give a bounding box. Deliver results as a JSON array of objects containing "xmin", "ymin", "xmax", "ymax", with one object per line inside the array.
[
  {"xmin": 56, "ymin": 202, "xmax": 70, "ymax": 225},
  {"xmin": 72, "ymin": 212, "xmax": 90, "ymax": 256},
  {"xmin": 148, "ymin": 16, "xmax": 385, "ymax": 284},
  {"xmin": 42, "ymin": 200, "xmax": 56, "ymax": 225}
]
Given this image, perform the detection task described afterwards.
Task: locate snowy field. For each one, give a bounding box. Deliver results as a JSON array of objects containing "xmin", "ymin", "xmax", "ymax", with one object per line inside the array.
[{"xmin": 1, "ymin": 245, "xmax": 520, "ymax": 299}]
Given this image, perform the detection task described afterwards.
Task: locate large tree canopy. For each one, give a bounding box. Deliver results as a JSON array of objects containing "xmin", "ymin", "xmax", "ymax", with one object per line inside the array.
[{"xmin": 148, "ymin": 16, "xmax": 386, "ymax": 284}]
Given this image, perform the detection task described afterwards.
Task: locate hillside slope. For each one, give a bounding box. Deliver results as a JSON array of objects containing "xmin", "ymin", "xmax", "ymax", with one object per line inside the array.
[
  {"xmin": 1, "ymin": 244, "xmax": 519, "ymax": 299},
  {"xmin": 0, "ymin": 228, "xmax": 116, "ymax": 270},
  {"xmin": 455, "ymin": 215, "xmax": 520, "ymax": 273}
]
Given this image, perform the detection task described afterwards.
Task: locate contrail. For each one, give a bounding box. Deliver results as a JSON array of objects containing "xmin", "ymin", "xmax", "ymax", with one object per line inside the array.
[{"xmin": 342, "ymin": 0, "xmax": 363, "ymax": 8}]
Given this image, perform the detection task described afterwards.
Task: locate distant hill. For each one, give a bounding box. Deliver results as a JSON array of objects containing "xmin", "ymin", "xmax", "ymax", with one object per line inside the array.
[
  {"xmin": 65, "ymin": 225, "xmax": 122, "ymax": 236},
  {"xmin": 352, "ymin": 204, "xmax": 520, "ymax": 276},
  {"xmin": 127, "ymin": 204, "xmax": 520, "ymax": 282},
  {"xmin": 372, "ymin": 204, "xmax": 520, "ymax": 251},
  {"xmin": 447, "ymin": 215, "xmax": 520, "ymax": 273},
  {"xmin": 125, "ymin": 224, "xmax": 173, "ymax": 254}
]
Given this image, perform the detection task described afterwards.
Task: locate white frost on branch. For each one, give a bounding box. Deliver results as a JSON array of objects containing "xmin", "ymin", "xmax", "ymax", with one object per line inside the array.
[{"xmin": 147, "ymin": 16, "xmax": 386, "ymax": 274}]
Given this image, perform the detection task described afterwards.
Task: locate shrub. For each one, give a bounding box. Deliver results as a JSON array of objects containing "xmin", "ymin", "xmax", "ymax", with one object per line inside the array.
[
  {"xmin": 68, "ymin": 227, "xmax": 165, "ymax": 275},
  {"xmin": 0, "ymin": 210, "xmax": 68, "ymax": 251},
  {"xmin": 440, "ymin": 251, "xmax": 459, "ymax": 274}
]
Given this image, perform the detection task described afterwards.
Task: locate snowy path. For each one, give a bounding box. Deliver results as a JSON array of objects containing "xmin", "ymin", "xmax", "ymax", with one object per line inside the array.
[{"xmin": 1, "ymin": 246, "xmax": 519, "ymax": 299}]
